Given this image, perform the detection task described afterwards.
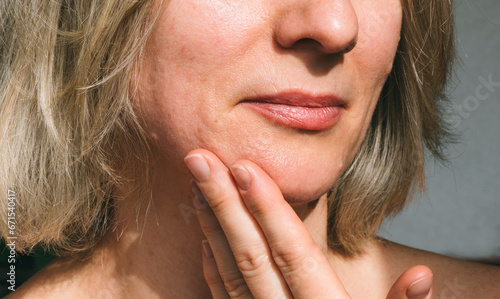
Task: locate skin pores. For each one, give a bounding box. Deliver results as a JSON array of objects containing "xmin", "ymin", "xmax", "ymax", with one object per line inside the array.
[{"xmin": 134, "ymin": 0, "xmax": 402, "ymax": 204}]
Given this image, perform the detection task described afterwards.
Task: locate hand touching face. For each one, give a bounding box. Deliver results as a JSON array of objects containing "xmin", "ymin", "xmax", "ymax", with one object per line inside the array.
[
  {"xmin": 135, "ymin": 0, "xmax": 402, "ymax": 204},
  {"xmin": 184, "ymin": 149, "xmax": 434, "ymax": 298}
]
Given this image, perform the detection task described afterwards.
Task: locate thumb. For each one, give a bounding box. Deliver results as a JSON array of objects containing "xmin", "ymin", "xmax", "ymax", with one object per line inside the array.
[{"xmin": 386, "ymin": 265, "xmax": 433, "ymax": 299}]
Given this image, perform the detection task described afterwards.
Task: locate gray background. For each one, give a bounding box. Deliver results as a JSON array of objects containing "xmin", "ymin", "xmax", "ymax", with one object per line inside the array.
[{"xmin": 379, "ymin": 0, "xmax": 500, "ymax": 260}]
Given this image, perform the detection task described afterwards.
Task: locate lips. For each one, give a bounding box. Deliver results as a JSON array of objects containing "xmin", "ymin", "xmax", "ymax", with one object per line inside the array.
[{"xmin": 241, "ymin": 92, "xmax": 345, "ymax": 131}]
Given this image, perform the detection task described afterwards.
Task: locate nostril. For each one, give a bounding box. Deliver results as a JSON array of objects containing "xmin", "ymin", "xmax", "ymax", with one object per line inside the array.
[
  {"xmin": 292, "ymin": 38, "xmax": 324, "ymax": 49},
  {"xmin": 290, "ymin": 38, "xmax": 350, "ymax": 54}
]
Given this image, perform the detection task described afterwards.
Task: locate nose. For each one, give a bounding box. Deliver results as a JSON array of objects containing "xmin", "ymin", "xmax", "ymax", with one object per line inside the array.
[{"xmin": 273, "ymin": 0, "xmax": 359, "ymax": 54}]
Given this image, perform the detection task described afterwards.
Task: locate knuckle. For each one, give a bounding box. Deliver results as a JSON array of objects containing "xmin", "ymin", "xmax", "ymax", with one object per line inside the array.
[
  {"xmin": 244, "ymin": 198, "xmax": 268, "ymax": 216},
  {"xmin": 207, "ymin": 193, "xmax": 231, "ymax": 213},
  {"xmin": 271, "ymin": 244, "xmax": 310, "ymax": 274},
  {"xmin": 219, "ymin": 271, "xmax": 251, "ymax": 298},
  {"xmin": 202, "ymin": 181, "xmax": 233, "ymax": 212},
  {"xmin": 225, "ymin": 283, "xmax": 251, "ymax": 299},
  {"xmin": 233, "ymin": 246, "xmax": 271, "ymax": 277}
]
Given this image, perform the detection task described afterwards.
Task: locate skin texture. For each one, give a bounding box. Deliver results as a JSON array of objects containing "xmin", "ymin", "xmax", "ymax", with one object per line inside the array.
[
  {"xmin": 135, "ymin": 0, "xmax": 401, "ymax": 204},
  {"xmin": 7, "ymin": 0, "xmax": 500, "ymax": 298}
]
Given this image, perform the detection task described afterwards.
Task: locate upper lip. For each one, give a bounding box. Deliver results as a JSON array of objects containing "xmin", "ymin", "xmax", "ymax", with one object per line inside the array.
[{"xmin": 242, "ymin": 91, "xmax": 346, "ymax": 108}]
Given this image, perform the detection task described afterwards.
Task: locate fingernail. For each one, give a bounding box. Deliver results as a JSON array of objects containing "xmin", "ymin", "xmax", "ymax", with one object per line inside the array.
[
  {"xmin": 407, "ymin": 274, "xmax": 433, "ymax": 299},
  {"xmin": 184, "ymin": 154, "xmax": 210, "ymax": 182},
  {"xmin": 230, "ymin": 164, "xmax": 252, "ymax": 191},
  {"xmin": 191, "ymin": 180, "xmax": 208, "ymax": 209},
  {"xmin": 202, "ymin": 240, "xmax": 213, "ymax": 259}
]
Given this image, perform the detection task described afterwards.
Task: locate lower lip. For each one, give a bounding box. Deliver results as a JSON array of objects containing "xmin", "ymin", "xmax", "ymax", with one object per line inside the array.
[{"xmin": 242, "ymin": 102, "xmax": 343, "ymax": 131}]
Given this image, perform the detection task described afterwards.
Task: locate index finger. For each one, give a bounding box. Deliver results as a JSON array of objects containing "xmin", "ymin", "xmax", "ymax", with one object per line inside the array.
[{"xmin": 229, "ymin": 160, "xmax": 350, "ymax": 298}]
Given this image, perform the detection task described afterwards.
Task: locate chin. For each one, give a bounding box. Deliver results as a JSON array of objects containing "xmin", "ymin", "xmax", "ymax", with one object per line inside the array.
[
  {"xmin": 211, "ymin": 140, "xmax": 348, "ymax": 207},
  {"xmin": 278, "ymin": 182, "xmax": 332, "ymax": 206},
  {"xmin": 265, "ymin": 165, "xmax": 341, "ymax": 206}
]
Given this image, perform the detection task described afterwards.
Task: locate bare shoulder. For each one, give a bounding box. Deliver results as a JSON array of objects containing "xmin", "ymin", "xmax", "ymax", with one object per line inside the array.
[
  {"xmin": 4, "ymin": 255, "xmax": 115, "ymax": 299},
  {"xmin": 378, "ymin": 239, "xmax": 500, "ymax": 298},
  {"xmin": 4, "ymin": 258, "xmax": 82, "ymax": 299}
]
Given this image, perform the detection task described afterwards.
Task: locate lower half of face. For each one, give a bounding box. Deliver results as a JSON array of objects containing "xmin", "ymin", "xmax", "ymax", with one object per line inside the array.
[{"xmin": 134, "ymin": 0, "xmax": 402, "ymax": 205}]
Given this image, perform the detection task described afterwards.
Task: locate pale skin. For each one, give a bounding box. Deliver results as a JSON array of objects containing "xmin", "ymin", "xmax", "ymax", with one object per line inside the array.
[{"xmin": 9, "ymin": 0, "xmax": 500, "ymax": 298}]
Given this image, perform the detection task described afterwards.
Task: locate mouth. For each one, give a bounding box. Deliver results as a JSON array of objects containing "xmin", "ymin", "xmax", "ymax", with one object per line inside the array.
[{"xmin": 241, "ymin": 92, "xmax": 346, "ymax": 131}]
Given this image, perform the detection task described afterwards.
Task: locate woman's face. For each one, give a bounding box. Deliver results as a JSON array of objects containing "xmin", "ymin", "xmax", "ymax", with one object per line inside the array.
[{"xmin": 135, "ymin": 0, "xmax": 402, "ymax": 204}]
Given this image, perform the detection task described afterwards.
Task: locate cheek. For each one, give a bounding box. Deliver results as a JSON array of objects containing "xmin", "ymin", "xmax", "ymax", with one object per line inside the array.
[
  {"xmin": 354, "ymin": 0, "xmax": 402, "ymax": 79},
  {"xmin": 156, "ymin": 1, "xmax": 264, "ymax": 79},
  {"xmin": 135, "ymin": 1, "xmax": 266, "ymax": 143},
  {"xmin": 345, "ymin": 0, "xmax": 402, "ymax": 122},
  {"xmin": 330, "ymin": 1, "xmax": 402, "ymax": 161}
]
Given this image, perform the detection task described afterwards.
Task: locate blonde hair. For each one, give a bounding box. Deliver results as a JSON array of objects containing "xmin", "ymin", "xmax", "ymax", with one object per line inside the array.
[
  {"xmin": 0, "ymin": 0, "xmax": 157, "ymax": 255},
  {"xmin": 0, "ymin": 0, "xmax": 455, "ymax": 257}
]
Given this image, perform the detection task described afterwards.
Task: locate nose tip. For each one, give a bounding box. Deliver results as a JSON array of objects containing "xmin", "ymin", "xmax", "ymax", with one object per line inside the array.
[{"xmin": 273, "ymin": 0, "xmax": 359, "ymax": 54}]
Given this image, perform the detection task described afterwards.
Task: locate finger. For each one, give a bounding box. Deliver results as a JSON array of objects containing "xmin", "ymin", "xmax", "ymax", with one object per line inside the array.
[
  {"xmin": 229, "ymin": 160, "xmax": 350, "ymax": 298},
  {"xmin": 192, "ymin": 181, "xmax": 253, "ymax": 298},
  {"xmin": 386, "ymin": 265, "xmax": 433, "ymax": 299},
  {"xmin": 202, "ymin": 240, "xmax": 231, "ymax": 299},
  {"xmin": 185, "ymin": 150, "xmax": 292, "ymax": 298}
]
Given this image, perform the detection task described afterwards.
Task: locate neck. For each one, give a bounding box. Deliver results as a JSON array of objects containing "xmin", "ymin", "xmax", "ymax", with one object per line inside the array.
[
  {"xmin": 93, "ymin": 163, "xmax": 208, "ymax": 298},
  {"xmin": 71, "ymin": 156, "xmax": 374, "ymax": 298}
]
